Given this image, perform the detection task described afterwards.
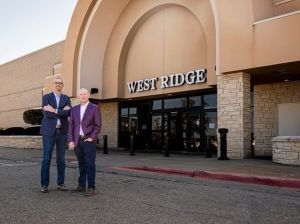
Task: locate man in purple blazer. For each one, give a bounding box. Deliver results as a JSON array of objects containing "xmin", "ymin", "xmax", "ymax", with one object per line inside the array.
[{"xmin": 68, "ymin": 88, "xmax": 101, "ymax": 196}]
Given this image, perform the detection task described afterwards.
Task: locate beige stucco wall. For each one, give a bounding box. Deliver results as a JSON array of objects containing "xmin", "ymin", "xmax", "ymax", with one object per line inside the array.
[
  {"xmin": 62, "ymin": 0, "xmax": 300, "ymax": 99},
  {"xmin": 0, "ymin": 42, "xmax": 64, "ymax": 129},
  {"xmin": 214, "ymin": 0, "xmax": 300, "ymax": 74},
  {"xmin": 62, "ymin": 0, "xmax": 97, "ymax": 97},
  {"xmin": 252, "ymin": 0, "xmax": 300, "ymax": 21},
  {"xmin": 63, "ymin": 0, "xmax": 216, "ymax": 100},
  {"xmin": 254, "ymin": 81, "xmax": 300, "ymax": 156},
  {"xmin": 274, "ymin": 0, "xmax": 300, "ymax": 15},
  {"xmin": 122, "ymin": 4, "xmax": 212, "ymax": 98},
  {"xmin": 253, "ymin": 11, "xmax": 300, "ymax": 68}
]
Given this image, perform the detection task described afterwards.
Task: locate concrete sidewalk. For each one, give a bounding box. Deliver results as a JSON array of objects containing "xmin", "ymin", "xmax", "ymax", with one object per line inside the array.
[
  {"xmin": 96, "ymin": 150, "xmax": 300, "ymax": 189},
  {"xmin": 1, "ymin": 147, "xmax": 300, "ymax": 189}
]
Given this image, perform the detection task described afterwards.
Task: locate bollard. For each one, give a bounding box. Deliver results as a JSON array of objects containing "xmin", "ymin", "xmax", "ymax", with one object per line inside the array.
[
  {"xmin": 129, "ymin": 135, "xmax": 135, "ymax": 156},
  {"xmin": 218, "ymin": 128, "xmax": 229, "ymax": 160},
  {"xmin": 103, "ymin": 135, "xmax": 108, "ymax": 154},
  {"xmin": 206, "ymin": 136, "xmax": 212, "ymax": 158},
  {"xmin": 164, "ymin": 135, "xmax": 170, "ymax": 157}
]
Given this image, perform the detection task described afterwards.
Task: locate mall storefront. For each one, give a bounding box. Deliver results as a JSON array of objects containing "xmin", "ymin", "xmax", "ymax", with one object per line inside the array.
[
  {"xmin": 46, "ymin": 0, "xmax": 300, "ymax": 161},
  {"xmin": 1, "ymin": 1, "xmax": 300, "ymax": 162},
  {"xmin": 119, "ymin": 93, "xmax": 217, "ymax": 153}
]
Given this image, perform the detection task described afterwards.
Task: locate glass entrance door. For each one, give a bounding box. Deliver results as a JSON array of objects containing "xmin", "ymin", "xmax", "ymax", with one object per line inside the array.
[
  {"xmin": 166, "ymin": 112, "xmax": 182, "ymax": 151},
  {"xmin": 182, "ymin": 111, "xmax": 203, "ymax": 151}
]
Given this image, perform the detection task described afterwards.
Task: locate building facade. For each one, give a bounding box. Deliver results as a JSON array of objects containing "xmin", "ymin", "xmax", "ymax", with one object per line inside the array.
[
  {"xmin": 0, "ymin": 41, "xmax": 64, "ymax": 130},
  {"xmin": 1, "ymin": 0, "xmax": 300, "ymax": 162}
]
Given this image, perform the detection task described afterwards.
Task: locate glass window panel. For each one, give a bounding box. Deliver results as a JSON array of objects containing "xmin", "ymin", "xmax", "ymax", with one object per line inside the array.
[
  {"xmin": 120, "ymin": 117, "xmax": 129, "ymax": 132},
  {"xmin": 152, "ymin": 132, "xmax": 162, "ymax": 146},
  {"xmin": 152, "ymin": 100, "xmax": 162, "ymax": 110},
  {"xmin": 129, "ymin": 107, "xmax": 137, "ymax": 115},
  {"xmin": 170, "ymin": 119, "xmax": 176, "ymax": 135},
  {"xmin": 204, "ymin": 94, "xmax": 217, "ymax": 108},
  {"xmin": 129, "ymin": 117, "xmax": 138, "ymax": 134},
  {"xmin": 190, "ymin": 131, "xmax": 201, "ymax": 149},
  {"xmin": 189, "ymin": 96, "xmax": 202, "ymax": 107},
  {"xmin": 188, "ymin": 112, "xmax": 201, "ymax": 129},
  {"xmin": 205, "ymin": 111, "xmax": 217, "ymax": 136},
  {"xmin": 152, "ymin": 115, "xmax": 162, "ymax": 131},
  {"xmin": 182, "ymin": 112, "xmax": 187, "ymax": 130},
  {"xmin": 164, "ymin": 98, "xmax": 187, "ymax": 109},
  {"xmin": 182, "ymin": 131, "xmax": 188, "ymax": 150},
  {"xmin": 121, "ymin": 108, "xmax": 128, "ymax": 117},
  {"xmin": 163, "ymin": 114, "xmax": 168, "ymax": 131}
]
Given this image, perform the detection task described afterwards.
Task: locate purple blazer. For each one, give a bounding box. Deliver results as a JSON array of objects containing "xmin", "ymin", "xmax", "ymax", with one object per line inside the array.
[{"xmin": 68, "ymin": 102, "xmax": 102, "ymax": 147}]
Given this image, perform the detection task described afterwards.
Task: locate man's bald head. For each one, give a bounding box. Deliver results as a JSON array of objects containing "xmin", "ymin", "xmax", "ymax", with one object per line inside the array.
[{"xmin": 78, "ymin": 88, "xmax": 90, "ymax": 104}]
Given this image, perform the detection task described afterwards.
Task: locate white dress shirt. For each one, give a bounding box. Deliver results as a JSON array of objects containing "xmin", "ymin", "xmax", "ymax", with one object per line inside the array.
[
  {"xmin": 53, "ymin": 92, "xmax": 61, "ymax": 126},
  {"xmin": 80, "ymin": 101, "xmax": 89, "ymax": 135}
]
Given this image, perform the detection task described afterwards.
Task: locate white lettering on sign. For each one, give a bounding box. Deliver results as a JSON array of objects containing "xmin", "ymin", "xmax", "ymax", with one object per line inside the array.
[
  {"xmin": 127, "ymin": 78, "xmax": 158, "ymax": 93},
  {"xmin": 127, "ymin": 68, "xmax": 206, "ymax": 93}
]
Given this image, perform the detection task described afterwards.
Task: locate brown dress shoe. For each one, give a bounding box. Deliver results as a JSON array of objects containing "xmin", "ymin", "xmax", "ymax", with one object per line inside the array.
[
  {"xmin": 84, "ymin": 188, "xmax": 95, "ymax": 196},
  {"xmin": 71, "ymin": 186, "xmax": 86, "ymax": 193},
  {"xmin": 57, "ymin": 184, "xmax": 69, "ymax": 191},
  {"xmin": 41, "ymin": 186, "xmax": 49, "ymax": 193}
]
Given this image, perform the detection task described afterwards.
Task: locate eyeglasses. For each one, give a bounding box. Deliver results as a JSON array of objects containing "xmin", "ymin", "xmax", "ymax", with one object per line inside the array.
[{"xmin": 54, "ymin": 82, "xmax": 63, "ymax": 85}]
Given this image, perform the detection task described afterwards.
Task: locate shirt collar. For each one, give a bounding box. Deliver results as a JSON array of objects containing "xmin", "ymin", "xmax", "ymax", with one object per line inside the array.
[
  {"xmin": 53, "ymin": 92, "xmax": 61, "ymax": 97},
  {"xmin": 80, "ymin": 101, "xmax": 89, "ymax": 107}
]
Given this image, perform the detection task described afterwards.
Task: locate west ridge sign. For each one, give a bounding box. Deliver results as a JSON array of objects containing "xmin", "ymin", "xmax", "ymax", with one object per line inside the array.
[{"xmin": 127, "ymin": 68, "xmax": 206, "ymax": 93}]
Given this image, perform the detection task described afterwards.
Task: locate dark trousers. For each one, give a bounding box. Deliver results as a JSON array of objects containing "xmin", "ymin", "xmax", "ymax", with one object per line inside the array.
[
  {"xmin": 74, "ymin": 139, "xmax": 96, "ymax": 189},
  {"xmin": 41, "ymin": 129, "xmax": 67, "ymax": 187}
]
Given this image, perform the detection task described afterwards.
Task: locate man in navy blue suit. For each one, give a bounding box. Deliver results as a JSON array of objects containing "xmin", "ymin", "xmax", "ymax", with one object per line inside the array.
[{"xmin": 40, "ymin": 77, "xmax": 71, "ymax": 193}]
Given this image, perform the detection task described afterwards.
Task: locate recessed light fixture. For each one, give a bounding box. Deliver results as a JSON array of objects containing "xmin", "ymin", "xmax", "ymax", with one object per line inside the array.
[
  {"xmin": 284, "ymin": 79, "xmax": 290, "ymax": 82},
  {"xmin": 128, "ymin": 98, "xmax": 132, "ymax": 101},
  {"xmin": 167, "ymin": 93, "xmax": 172, "ymax": 96}
]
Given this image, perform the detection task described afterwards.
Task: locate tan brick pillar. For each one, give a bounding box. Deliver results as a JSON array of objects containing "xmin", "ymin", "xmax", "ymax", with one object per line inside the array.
[
  {"xmin": 217, "ymin": 72, "xmax": 251, "ymax": 159},
  {"xmin": 98, "ymin": 102, "xmax": 118, "ymax": 148}
]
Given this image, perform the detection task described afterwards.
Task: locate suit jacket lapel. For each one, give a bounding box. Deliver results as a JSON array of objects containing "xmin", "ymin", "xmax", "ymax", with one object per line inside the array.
[
  {"xmin": 76, "ymin": 105, "xmax": 81, "ymax": 124},
  {"xmin": 50, "ymin": 92, "xmax": 57, "ymax": 108},
  {"xmin": 82, "ymin": 103, "xmax": 91, "ymax": 122},
  {"xmin": 58, "ymin": 94, "xmax": 65, "ymax": 109}
]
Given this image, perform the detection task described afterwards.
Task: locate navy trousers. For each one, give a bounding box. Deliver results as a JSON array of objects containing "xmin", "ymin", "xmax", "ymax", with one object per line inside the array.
[
  {"xmin": 41, "ymin": 129, "xmax": 67, "ymax": 187},
  {"xmin": 74, "ymin": 139, "xmax": 96, "ymax": 189}
]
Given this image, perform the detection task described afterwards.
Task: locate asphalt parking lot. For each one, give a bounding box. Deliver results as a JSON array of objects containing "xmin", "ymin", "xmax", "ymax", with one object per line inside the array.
[{"xmin": 0, "ymin": 147, "xmax": 299, "ymax": 224}]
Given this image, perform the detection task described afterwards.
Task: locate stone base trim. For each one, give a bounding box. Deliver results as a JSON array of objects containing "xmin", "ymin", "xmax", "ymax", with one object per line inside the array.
[
  {"xmin": 272, "ymin": 136, "xmax": 300, "ymax": 166},
  {"xmin": 0, "ymin": 136, "xmax": 42, "ymax": 149}
]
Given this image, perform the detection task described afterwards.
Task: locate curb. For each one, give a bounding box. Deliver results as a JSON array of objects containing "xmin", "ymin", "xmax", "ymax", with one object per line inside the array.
[{"xmin": 114, "ymin": 166, "xmax": 300, "ymax": 190}]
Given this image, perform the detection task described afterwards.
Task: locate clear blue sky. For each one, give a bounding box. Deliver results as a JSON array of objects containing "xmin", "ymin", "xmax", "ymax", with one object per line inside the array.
[{"xmin": 0, "ymin": 0, "xmax": 78, "ymax": 65}]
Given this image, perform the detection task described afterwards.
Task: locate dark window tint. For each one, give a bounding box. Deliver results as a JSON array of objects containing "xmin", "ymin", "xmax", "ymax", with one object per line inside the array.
[
  {"xmin": 164, "ymin": 98, "xmax": 187, "ymax": 109},
  {"xmin": 189, "ymin": 96, "xmax": 202, "ymax": 107},
  {"xmin": 129, "ymin": 107, "xmax": 137, "ymax": 115},
  {"xmin": 152, "ymin": 115, "xmax": 162, "ymax": 131},
  {"xmin": 152, "ymin": 100, "xmax": 162, "ymax": 110},
  {"xmin": 121, "ymin": 108, "xmax": 128, "ymax": 117},
  {"xmin": 204, "ymin": 94, "xmax": 217, "ymax": 108}
]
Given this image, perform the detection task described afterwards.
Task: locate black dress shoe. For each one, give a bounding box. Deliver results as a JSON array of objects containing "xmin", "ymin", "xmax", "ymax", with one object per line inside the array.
[
  {"xmin": 84, "ymin": 188, "xmax": 95, "ymax": 196},
  {"xmin": 41, "ymin": 186, "xmax": 49, "ymax": 193},
  {"xmin": 71, "ymin": 186, "xmax": 86, "ymax": 193},
  {"xmin": 57, "ymin": 184, "xmax": 68, "ymax": 191}
]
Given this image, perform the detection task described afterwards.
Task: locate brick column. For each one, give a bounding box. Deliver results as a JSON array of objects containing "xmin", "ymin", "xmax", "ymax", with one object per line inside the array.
[
  {"xmin": 217, "ymin": 72, "xmax": 251, "ymax": 159},
  {"xmin": 98, "ymin": 102, "xmax": 118, "ymax": 148}
]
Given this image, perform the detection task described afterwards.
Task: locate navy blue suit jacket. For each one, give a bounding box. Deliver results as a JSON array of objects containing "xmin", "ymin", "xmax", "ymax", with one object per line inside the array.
[{"xmin": 40, "ymin": 92, "xmax": 71, "ymax": 136}]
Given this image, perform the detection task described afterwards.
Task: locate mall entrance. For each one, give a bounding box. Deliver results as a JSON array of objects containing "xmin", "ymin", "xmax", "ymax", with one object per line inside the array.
[{"xmin": 119, "ymin": 93, "xmax": 217, "ymax": 154}]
